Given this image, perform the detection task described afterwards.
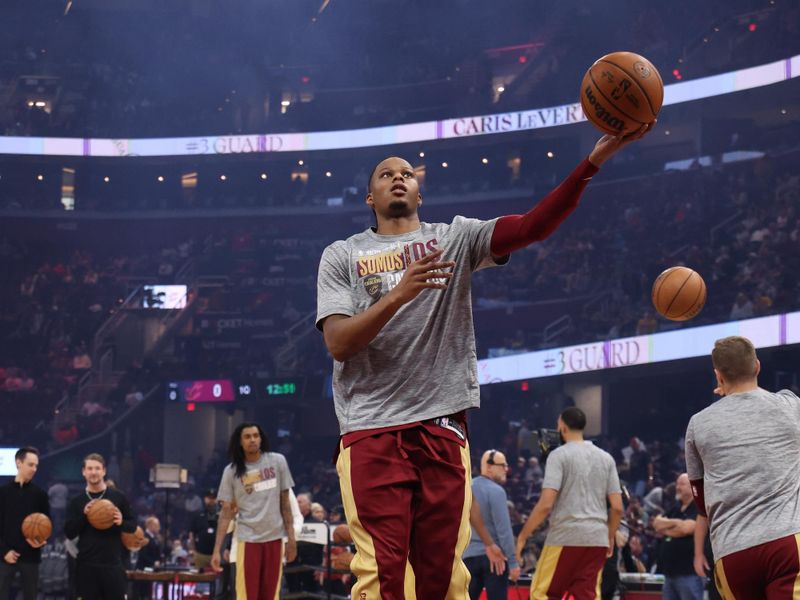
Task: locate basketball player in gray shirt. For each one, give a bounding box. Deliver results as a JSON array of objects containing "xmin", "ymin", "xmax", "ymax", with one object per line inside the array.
[
  {"xmin": 685, "ymin": 335, "xmax": 800, "ymax": 599},
  {"xmin": 516, "ymin": 407, "xmax": 623, "ymax": 599},
  {"xmin": 317, "ymin": 129, "xmax": 650, "ymax": 599}
]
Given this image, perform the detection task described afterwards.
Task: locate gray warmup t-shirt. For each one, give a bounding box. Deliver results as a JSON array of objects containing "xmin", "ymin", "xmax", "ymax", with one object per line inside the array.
[
  {"xmin": 542, "ymin": 441, "xmax": 621, "ymax": 547},
  {"xmin": 217, "ymin": 452, "xmax": 294, "ymax": 543},
  {"xmin": 685, "ymin": 388, "xmax": 800, "ymax": 559},
  {"xmin": 316, "ymin": 217, "xmax": 503, "ymax": 433}
]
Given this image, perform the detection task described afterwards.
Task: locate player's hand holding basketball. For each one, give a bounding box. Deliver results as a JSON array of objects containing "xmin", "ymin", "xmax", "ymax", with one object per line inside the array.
[
  {"xmin": 26, "ymin": 538, "xmax": 47, "ymax": 549},
  {"xmin": 387, "ymin": 249, "xmax": 455, "ymax": 305},
  {"xmin": 588, "ymin": 122, "xmax": 655, "ymax": 167},
  {"xmin": 83, "ymin": 500, "xmax": 95, "ymax": 515},
  {"xmin": 112, "ymin": 507, "xmax": 123, "ymax": 526}
]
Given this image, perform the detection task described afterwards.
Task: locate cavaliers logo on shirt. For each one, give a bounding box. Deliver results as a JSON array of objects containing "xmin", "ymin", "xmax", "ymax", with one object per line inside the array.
[
  {"xmin": 363, "ymin": 275, "xmax": 382, "ymax": 298},
  {"xmin": 241, "ymin": 466, "xmax": 277, "ymax": 495}
]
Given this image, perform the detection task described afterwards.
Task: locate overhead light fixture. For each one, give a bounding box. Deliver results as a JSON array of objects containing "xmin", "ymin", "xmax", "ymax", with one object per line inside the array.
[
  {"xmin": 103, "ymin": 176, "xmax": 110, "ymax": 183},
  {"xmin": 441, "ymin": 162, "xmax": 449, "ymax": 168},
  {"xmin": 481, "ymin": 158, "xmax": 489, "ymax": 164},
  {"xmin": 157, "ymin": 176, "xmax": 165, "ymax": 182},
  {"xmin": 546, "ymin": 151, "xmax": 554, "ymax": 158},
  {"xmin": 260, "ymin": 173, "xmax": 268, "ymax": 180},
  {"xmin": 325, "ymin": 171, "xmax": 332, "ymax": 177}
]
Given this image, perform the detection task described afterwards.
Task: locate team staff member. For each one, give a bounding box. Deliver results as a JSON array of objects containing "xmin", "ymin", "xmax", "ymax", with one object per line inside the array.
[
  {"xmin": 189, "ymin": 489, "xmax": 219, "ymax": 570},
  {"xmin": 686, "ymin": 336, "xmax": 800, "ymax": 598},
  {"xmin": 516, "ymin": 408, "xmax": 623, "ymax": 599},
  {"xmin": 65, "ymin": 453, "xmax": 136, "ymax": 600},
  {"xmin": 317, "ymin": 126, "xmax": 651, "ymax": 599},
  {"xmin": 211, "ymin": 423, "xmax": 296, "ymax": 600},
  {"xmin": 652, "ymin": 474, "xmax": 703, "ymax": 600},
  {"xmin": 0, "ymin": 447, "xmax": 49, "ymax": 600},
  {"xmin": 464, "ymin": 449, "xmax": 521, "ymax": 600}
]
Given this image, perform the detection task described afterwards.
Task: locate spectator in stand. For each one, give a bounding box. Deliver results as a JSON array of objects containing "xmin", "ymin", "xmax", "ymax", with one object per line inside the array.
[
  {"xmin": 729, "ymin": 292, "xmax": 755, "ymax": 320},
  {"xmin": 47, "ymin": 480, "xmax": 69, "ymax": 539},
  {"xmin": 286, "ymin": 492, "xmax": 322, "ymax": 593},
  {"xmin": 310, "ymin": 502, "xmax": 327, "ymax": 523},
  {"xmin": 135, "ymin": 516, "xmax": 163, "ymax": 600},
  {"xmin": 628, "ymin": 438, "xmax": 654, "ymax": 498}
]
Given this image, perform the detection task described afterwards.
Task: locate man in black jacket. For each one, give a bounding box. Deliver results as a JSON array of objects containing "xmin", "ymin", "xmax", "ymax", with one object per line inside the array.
[
  {"xmin": 0, "ymin": 447, "xmax": 50, "ymax": 600},
  {"xmin": 65, "ymin": 453, "xmax": 136, "ymax": 600}
]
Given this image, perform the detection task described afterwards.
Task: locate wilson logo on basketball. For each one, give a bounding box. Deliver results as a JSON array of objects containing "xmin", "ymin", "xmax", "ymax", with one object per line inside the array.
[{"xmin": 582, "ymin": 87, "xmax": 625, "ymax": 132}]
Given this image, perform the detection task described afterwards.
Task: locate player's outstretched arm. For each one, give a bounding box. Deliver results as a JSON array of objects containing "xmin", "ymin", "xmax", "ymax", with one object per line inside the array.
[
  {"xmin": 490, "ymin": 123, "xmax": 654, "ymax": 258},
  {"xmin": 322, "ymin": 249, "xmax": 455, "ymax": 361}
]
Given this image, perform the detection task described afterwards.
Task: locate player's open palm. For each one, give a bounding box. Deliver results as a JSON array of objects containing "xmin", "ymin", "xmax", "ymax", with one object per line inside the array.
[{"xmin": 389, "ymin": 249, "xmax": 455, "ymax": 305}]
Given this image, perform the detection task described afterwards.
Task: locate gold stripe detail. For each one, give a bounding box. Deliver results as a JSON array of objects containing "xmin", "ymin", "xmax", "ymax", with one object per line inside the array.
[
  {"xmin": 715, "ymin": 558, "xmax": 736, "ymax": 600},
  {"xmin": 529, "ymin": 545, "xmax": 563, "ymax": 600},
  {"xmin": 337, "ymin": 443, "xmax": 383, "ymax": 598},
  {"xmin": 235, "ymin": 540, "xmax": 247, "ymax": 600}
]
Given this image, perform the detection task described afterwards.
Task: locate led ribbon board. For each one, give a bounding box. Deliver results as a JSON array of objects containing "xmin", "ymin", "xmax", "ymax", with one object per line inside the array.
[
  {"xmin": 0, "ymin": 55, "xmax": 797, "ymax": 158},
  {"xmin": 477, "ymin": 311, "xmax": 800, "ymax": 384}
]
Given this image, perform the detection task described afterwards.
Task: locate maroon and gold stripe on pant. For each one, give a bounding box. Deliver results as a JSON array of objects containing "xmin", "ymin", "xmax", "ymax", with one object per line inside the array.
[
  {"xmin": 337, "ymin": 426, "xmax": 473, "ymax": 599},
  {"xmin": 529, "ymin": 544, "xmax": 606, "ymax": 600},
  {"xmin": 714, "ymin": 532, "xmax": 800, "ymax": 599},
  {"xmin": 235, "ymin": 539, "xmax": 283, "ymax": 600}
]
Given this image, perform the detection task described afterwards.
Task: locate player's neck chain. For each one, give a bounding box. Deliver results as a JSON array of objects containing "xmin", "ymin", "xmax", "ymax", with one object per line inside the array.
[{"xmin": 86, "ymin": 486, "xmax": 107, "ymax": 501}]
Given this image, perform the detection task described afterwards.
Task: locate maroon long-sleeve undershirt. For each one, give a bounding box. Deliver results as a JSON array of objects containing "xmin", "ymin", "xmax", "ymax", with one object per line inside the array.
[{"xmin": 489, "ymin": 158, "xmax": 599, "ymax": 256}]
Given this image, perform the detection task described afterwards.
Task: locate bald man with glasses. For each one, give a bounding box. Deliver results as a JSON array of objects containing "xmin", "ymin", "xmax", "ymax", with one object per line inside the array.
[{"xmin": 464, "ymin": 450, "xmax": 521, "ymax": 600}]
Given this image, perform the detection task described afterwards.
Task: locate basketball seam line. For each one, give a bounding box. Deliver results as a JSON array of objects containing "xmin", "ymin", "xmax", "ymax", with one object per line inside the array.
[
  {"xmin": 674, "ymin": 279, "xmax": 706, "ymax": 318},
  {"xmin": 663, "ymin": 272, "xmax": 696, "ymax": 316},
  {"xmin": 597, "ymin": 58, "xmax": 659, "ymax": 119},
  {"xmin": 588, "ymin": 70, "xmax": 647, "ymax": 127}
]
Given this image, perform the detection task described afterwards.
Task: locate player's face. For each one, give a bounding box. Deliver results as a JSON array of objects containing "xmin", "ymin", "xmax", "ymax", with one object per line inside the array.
[
  {"xmin": 240, "ymin": 426, "xmax": 261, "ymax": 454},
  {"xmin": 16, "ymin": 452, "xmax": 38, "ymax": 482},
  {"xmin": 367, "ymin": 157, "xmax": 421, "ymax": 219},
  {"xmin": 82, "ymin": 459, "xmax": 106, "ymax": 486}
]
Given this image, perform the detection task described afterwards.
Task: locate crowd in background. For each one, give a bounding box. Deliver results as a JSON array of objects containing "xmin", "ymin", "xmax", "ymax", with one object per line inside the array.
[
  {"xmin": 0, "ymin": 0, "xmax": 794, "ymax": 138},
  {"xmin": 0, "ymin": 150, "xmax": 798, "ymax": 457}
]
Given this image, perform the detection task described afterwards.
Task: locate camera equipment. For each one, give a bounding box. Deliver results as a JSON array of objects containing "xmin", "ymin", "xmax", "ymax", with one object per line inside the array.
[{"xmin": 535, "ymin": 428, "xmax": 562, "ymax": 462}]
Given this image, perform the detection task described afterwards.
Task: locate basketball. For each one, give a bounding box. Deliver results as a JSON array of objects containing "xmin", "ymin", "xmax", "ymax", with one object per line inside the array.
[
  {"xmin": 332, "ymin": 524, "xmax": 352, "ymax": 544},
  {"xmin": 87, "ymin": 499, "xmax": 117, "ymax": 530},
  {"xmin": 121, "ymin": 526, "xmax": 147, "ymax": 550},
  {"xmin": 580, "ymin": 51, "xmax": 663, "ymax": 135},
  {"xmin": 651, "ymin": 266, "xmax": 707, "ymax": 321},
  {"xmin": 21, "ymin": 513, "xmax": 52, "ymax": 543}
]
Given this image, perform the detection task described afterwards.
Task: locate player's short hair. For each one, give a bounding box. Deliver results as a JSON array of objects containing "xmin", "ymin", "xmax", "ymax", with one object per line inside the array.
[
  {"xmin": 560, "ymin": 407, "xmax": 587, "ymax": 431},
  {"xmin": 712, "ymin": 336, "xmax": 758, "ymax": 383},
  {"xmin": 15, "ymin": 447, "xmax": 39, "ymax": 462},
  {"xmin": 83, "ymin": 452, "xmax": 106, "ymax": 468}
]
